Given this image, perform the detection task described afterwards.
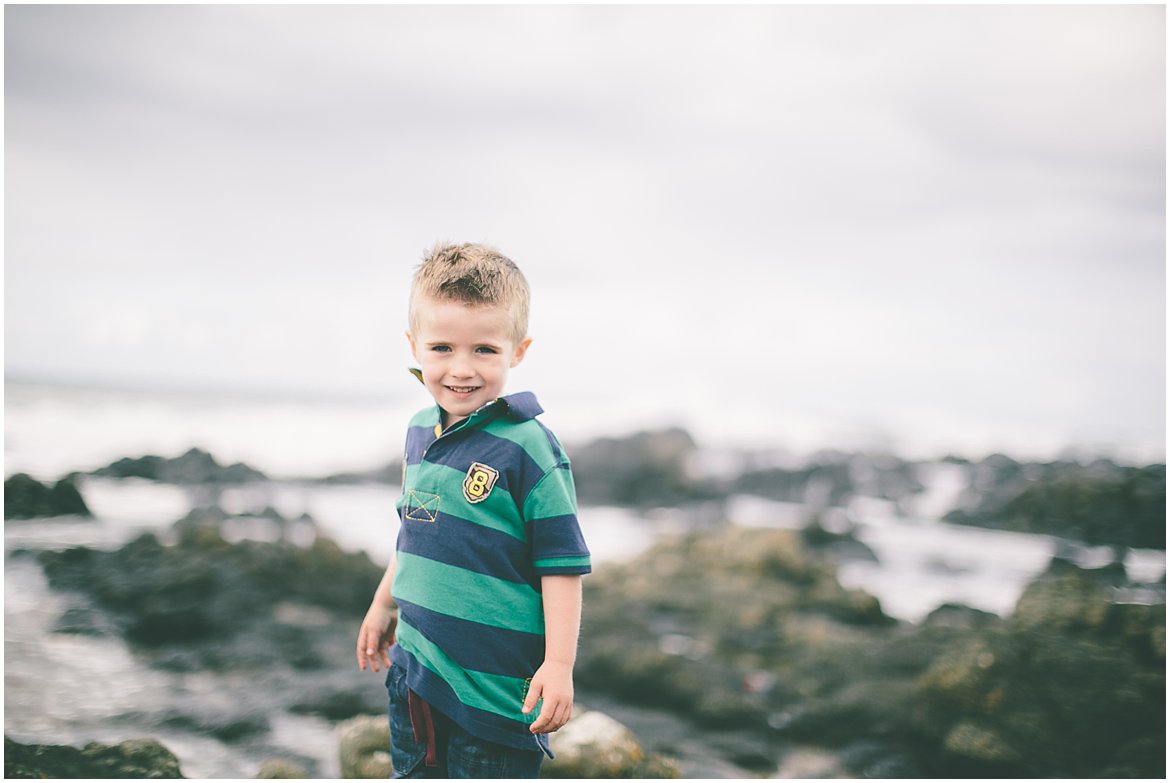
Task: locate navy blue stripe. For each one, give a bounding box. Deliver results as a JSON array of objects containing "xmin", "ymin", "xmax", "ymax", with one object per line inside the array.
[
  {"xmin": 396, "ymin": 598, "xmax": 545, "ymax": 678},
  {"xmin": 404, "ymin": 424, "xmax": 438, "ymax": 465},
  {"xmin": 535, "ymin": 564, "xmax": 593, "ymax": 576},
  {"xmin": 390, "ymin": 645, "xmax": 551, "ymax": 755},
  {"xmin": 397, "ymin": 511, "xmax": 537, "ymax": 587},
  {"xmin": 528, "ymin": 514, "xmax": 590, "ymax": 561},
  {"xmin": 418, "ymin": 431, "xmax": 547, "ymax": 509}
]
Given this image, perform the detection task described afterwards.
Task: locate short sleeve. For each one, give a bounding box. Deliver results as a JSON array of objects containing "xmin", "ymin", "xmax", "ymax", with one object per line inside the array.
[{"xmin": 524, "ymin": 462, "xmax": 591, "ymax": 576}]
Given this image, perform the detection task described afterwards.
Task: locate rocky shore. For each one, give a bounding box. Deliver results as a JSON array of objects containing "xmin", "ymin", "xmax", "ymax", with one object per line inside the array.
[
  {"xmin": 10, "ymin": 502, "xmax": 678, "ymax": 778},
  {"xmin": 6, "ymin": 439, "xmax": 1165, "ymax": 777},
  {"xmin": 5, "ymin": 736, "xmax": 185, "ymax": 778},
  {"xmin": 68, "ymin": 435, "xmax": 1167, "ymax": 550},
  {"xmin": 575, "ymin": 525, "xmax": 1165, "ymax": 777}
]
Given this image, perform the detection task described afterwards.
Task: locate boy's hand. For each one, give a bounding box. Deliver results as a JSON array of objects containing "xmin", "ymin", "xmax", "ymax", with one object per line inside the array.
[
  {"xmin": 522, "ymin": 660, "xmax": 574, "ymax": 734},
  {"xmin": 356, "ymin": 605, "xmax": 397, "ymax": 672}
]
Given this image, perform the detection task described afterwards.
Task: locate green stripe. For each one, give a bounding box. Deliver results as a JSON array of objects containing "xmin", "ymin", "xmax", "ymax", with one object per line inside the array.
[
  {"xmin": 394, "ymin": 552, "xmax": 544, "ymax": 633},
  {"xmin": 405, "ymin": 462, "xmax": 525, "ymax": 539},
  {"xmin": 534, "ymin": 555, "xmax": 591, "ymax": 570},
  {"xmin": 408, "ymin": 405, "xmax": 441, "ymax": 429},
  {"xmin": 523, "ymin": 466, "xmax": 578, "ymax": 520},
  {"xmin": 481, "ymin": 417, "xmax": 562, "ymax": 469},
  {"xmin": 396, "ymin": 620, "xmax": 533, "ymax": 723}
]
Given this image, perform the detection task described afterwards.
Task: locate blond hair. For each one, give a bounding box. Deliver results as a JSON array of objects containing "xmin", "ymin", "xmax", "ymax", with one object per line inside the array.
[{"xmin": 408, "ymin": 242, "xmax": 531, "ymax": 344}]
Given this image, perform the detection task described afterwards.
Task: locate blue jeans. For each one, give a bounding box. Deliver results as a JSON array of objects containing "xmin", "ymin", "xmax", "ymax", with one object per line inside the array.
[{"xmin": 386, "ymin": 664, "xmax": 544, "ymax": 779}]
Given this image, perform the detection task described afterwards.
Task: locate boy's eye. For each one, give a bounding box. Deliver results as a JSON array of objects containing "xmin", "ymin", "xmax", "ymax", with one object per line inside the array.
[
  {"xmin": 475, "ymin": 346, "xmax": 499, "ymax": 355},
  {"xmin": 430, "ymin": 345, "xmax": 452, "ymax": 353}
]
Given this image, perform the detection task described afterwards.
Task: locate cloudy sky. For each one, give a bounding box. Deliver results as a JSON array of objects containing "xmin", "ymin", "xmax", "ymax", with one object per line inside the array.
[{"xmin": 5, "ymin": 5, "xmax": 1165, "ymax": 460}]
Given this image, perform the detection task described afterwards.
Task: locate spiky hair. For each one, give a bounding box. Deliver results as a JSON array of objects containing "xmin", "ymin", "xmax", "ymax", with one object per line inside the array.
[{"xmin": 408, "ymin": 242, "xmax": 530, "ymax": 343}]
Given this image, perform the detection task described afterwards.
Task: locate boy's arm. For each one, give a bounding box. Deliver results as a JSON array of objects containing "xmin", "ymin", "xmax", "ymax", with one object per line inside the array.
[
  {"xmin": 523, "ymin": 574, "xmax": 582, "ymax": 734},
  {"xmin": 356, "ymin": 556, "xmax": 398, "ymax": 673}
]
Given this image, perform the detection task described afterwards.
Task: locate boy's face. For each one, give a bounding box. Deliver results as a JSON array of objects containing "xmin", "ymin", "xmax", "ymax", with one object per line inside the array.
[{"xmin": 407, "ymin": 297, "xmax": 532, "ymax": 426}]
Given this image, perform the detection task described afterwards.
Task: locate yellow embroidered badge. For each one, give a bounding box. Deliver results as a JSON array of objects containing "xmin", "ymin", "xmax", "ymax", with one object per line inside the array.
[{"xmin": 462, "ymin": 462, "xmax": 500, "ymax": 504}]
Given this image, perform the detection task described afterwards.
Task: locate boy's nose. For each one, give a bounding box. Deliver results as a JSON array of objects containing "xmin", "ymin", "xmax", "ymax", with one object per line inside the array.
[{"xmin": 449, "ymin": 358, "xmax": 474, "ymax": 379}]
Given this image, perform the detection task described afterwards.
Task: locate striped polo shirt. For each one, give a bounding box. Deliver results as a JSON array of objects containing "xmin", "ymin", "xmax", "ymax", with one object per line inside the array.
[{"xmin": 389, "ymin": 391, "xmax": 591, "ymax": 755}]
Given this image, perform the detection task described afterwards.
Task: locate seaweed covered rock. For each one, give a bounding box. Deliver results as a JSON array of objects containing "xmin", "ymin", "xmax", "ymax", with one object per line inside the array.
[
  {"xmin": 91, "ymin": 447, "xmax": 268, "ymax": 484},
  {"xmin": 36, "ymin": 521, "xmax": 383, "ymax": 671},
  {"xmin": 912, "ymin": 558, "xmax": 1166, "ymax": 778},
  {"xmin": 577, "ymin": 527, "xmax": 906, "ymax": 773},
  {"xmin": 4, "ymin": 736, "xmax": 184, "ymax": 778},
  {"xmin": 944, "ymin": 457, "xmax": 1165, "ymax": 549},
  {"xmin": 577, "ymin": 525, "xmax": 1166, "ymax": 778},
  {"xmin": 4, "ymin": 473, "xmax": 92, "ymax": 519}
]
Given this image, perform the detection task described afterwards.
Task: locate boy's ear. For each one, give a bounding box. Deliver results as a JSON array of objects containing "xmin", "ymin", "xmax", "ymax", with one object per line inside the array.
[
  {"xmin": 510, "ymin": 337, "xmax": 533, "ymax": 368},
  {"xmin": 405, "ymin": 330, "xmax": 418, "ymax": 359}
]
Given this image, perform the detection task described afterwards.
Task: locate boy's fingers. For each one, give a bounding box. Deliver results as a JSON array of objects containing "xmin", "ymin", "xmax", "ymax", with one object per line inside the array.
[
  {"xmin": 521, "ymin": 680, "xmax": 542, "ymax": 714},
  {"xmin": 529, "ymin": 697, "xmax": 570, "ymax": 733}
]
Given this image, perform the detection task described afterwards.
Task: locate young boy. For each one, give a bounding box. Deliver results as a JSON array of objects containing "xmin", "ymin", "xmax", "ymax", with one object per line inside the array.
[{"xmin": 356, "ymin": 242, "xmax": 591, "ymax": 778}]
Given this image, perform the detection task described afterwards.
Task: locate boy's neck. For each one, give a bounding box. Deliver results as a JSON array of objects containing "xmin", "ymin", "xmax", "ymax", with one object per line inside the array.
[{"xmin": 440, "ymin": 411, "xmax": 467, "ymax": 431}]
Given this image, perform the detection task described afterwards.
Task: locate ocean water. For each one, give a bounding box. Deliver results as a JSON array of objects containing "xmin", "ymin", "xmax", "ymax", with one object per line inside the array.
[{"xmin": 4, "ymin": 381, "xmax": 1165, "ymax": 777}]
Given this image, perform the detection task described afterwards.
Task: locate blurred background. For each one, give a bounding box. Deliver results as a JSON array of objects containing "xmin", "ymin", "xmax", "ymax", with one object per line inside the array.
[{"xmin": 4, "ymin": 5, "xmax": 1165, "ymax": 779}]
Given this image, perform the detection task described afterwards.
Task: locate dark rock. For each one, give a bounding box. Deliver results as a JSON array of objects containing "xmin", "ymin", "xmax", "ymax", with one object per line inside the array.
[
  {"xmin": 912, "ymin": 628, "xmax": 1165, "ymax": 777},
  {"xmin": 944, "ymin": 458, "xmax": 1165, "ymax": 549},
  {"xmin": 923, "ymin": 603, "xmax": 998, "ymax": 630},
  {"xmin": 36, "ymin": 524, "xmax": 383, "ymax": 671},
  {"xmin": 289, "ymin": 688, "xmax": 384, "ymax": 721},
  {"xmin": 53, "ymin": 605, "xmax": 117, "ymax": 637},
  {"xmin": 91, "ymin": 447, "xmax": 268, "ymax": 484},
  {"xmin": 4, "ymin": 473, "xmax": 92, "ymax": 519},
  {"xmin": 1010, "ymin": 557, "xmax": 1115, "ymax": 636},
  {"xmin": 912, "ymin": 559, "xmax": 1166, "ymax": 778},
  {"xmin": 730, "ymin": 453, "xmax": 925, "ymax": 513},
  {"xmin": 569, "ymin": 428, "xmax": 713, "ymax": 507},
  {"xmin": 4, "ymin": 735, "xmax": 184, "ymax": 778},
  {"xmin": 158, "ymin": 710, "xmax": 270, "ymax": 742},
  {"xmin": 578, "ymin": 526, "xmax": 897, "ymax": 764},
  {"xmin": 579, "ymin": 525, "xmax": 1165, "ymax": 778},
  {"xmin": 317, "ymin": 460, "xmax": 402, "ymax": 485}
]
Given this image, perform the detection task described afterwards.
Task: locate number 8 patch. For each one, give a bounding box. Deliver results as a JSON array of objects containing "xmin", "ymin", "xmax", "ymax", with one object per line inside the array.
[{"xmin": 463, "ymin": 462, "xmax": 500, "ymax": 504}]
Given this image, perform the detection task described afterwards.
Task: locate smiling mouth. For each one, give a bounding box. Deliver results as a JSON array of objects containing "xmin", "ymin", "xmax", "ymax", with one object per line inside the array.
[{"xmin": 445, "ymin": 385, "xmax": 480, "ymax": 394}]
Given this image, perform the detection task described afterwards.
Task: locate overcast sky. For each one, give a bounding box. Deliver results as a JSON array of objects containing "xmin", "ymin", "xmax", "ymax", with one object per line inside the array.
[{"xmin": 5, "ymin": 5, "xmax": 1165, "ymax": 460}]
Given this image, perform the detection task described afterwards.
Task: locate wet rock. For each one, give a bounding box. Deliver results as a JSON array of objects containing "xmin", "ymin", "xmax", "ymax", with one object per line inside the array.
[
  {"xmin": 578, "ymin": 525, "xmax": 1165, "ymax": 778},
  {"xmin": 943, "ymin": 458, "xmax": 1165, "ymax": 549},
  {"xmin": 317, "ymin": 460, "xmax": 403, "ymax": 485},
  {"xmin": 36, "ymin": 524, "xmax": 383, "ymax": 671},
  {"xmin": 289, "ymin": 688, "xmax": 384, "ymax": 722},
  {"xmin": 923, "ymin": 603, "xmax": 999, "ymax": 630},
  {"xmin": 256, "ymin": 758, "xmax": 309, "ymax": 778},
  {"xmin": 4, "ymin": 473, "xmax": 92, "ymax": 519},
  {"xmin": 4, "ymin": 735, "xmax": 184, "ymax": 778},
  {"xmin": 338, "ymin": 715, "xmax": 392, "ymax": 779},
  {"xmin": 570, "ymin": 428, "xmax": 711, "ymax": 506},
  {"xmin": 91, "ymin": 447, "xmax": 268, "ymax": 484},
  {"xmin": 800, "ymin": 517, "xmax": 879, "ymax": 563},
  {"xmin": 158, "ymin": 710, "xmax": 270, "ymax": 742},
  {"xmin": 912, "ymin": 562, "xmax": 1166, "ymax": 777},
  {"xmin": 1010, "ymin": 557, "xmax": 1115, "ymax": 635},
  {"xmin": 541, "ymin": 710, "xmax": 646, "ymax": 777}
]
